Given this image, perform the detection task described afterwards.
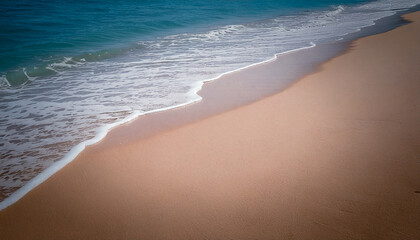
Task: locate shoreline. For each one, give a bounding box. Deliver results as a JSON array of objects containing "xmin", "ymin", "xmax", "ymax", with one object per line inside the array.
[
  {"xmin": 0, "ymin": 42, "xmax": 319, "ymax": 210},
  {"xmin": 1, "ymin": 5, "xmax": 419, "ymax": 208},
  {"xmin": 1, "ymin": 10, "xmax": 419, "ymax": 239}
]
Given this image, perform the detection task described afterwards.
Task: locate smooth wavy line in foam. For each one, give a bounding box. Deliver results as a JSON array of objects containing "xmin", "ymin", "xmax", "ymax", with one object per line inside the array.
[{"xmin": 0, "ymin": 42, "xmax": 316, "ymax": 211}]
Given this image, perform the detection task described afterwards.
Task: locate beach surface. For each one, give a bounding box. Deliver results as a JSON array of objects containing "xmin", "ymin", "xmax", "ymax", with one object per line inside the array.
[{"xmin": 1, "ymin": 11, "xmax": 420, "ymax": 240}]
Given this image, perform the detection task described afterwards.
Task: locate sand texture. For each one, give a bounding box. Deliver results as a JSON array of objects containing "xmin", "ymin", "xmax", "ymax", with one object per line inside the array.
[{"xmin": 1, "ymin": 12, "xmax": 419, "ymax": 240}]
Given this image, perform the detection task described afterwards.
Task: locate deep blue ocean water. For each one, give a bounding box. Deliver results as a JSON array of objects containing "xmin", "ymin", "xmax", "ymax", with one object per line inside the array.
[{"xmin": 1, "ymin": 0, "xmax": 419, "ymax": 206}]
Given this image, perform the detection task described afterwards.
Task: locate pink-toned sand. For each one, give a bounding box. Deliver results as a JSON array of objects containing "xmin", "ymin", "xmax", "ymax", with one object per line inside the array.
[{"xmin": 1, "ymin": 12, "xmax": 419, "ymax": 240}]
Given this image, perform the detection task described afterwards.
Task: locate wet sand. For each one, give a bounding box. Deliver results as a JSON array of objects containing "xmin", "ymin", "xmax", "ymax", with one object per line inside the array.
[{"xmin": 1, "ymin": 12, "xmax": 420, "ymax": 240}]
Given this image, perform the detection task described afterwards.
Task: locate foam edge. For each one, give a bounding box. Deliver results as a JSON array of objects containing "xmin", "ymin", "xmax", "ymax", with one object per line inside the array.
[{"xmin": 0, "ymin": 42, "xmax": 316, "ymax": 211}]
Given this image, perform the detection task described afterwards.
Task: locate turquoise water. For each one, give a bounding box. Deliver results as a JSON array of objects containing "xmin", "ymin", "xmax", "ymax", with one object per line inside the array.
[
  {"xmin": 1, "ymin": 0, "xmax": 419, "ymax": 205},
  {"xmin": 1, "ymin": 0, "xmax": 370, "ymax": 86}
]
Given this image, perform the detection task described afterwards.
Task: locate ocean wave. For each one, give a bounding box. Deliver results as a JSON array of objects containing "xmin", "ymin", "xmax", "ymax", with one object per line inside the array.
[
  {"xmin": 48, "ymin": 57, "xmax": 77, "ymax": 69},
  {"xmin": 3, "ymin": 68, "xmax": 32, "ymax": 87},
  {"xmin": 0, "ymin": 41, "xmax": 318, "ymax": 211},
  {"xmin": 188, "ymin": 24, "xmax": 246, "ymax": 41},
  {"xmin": 0, "ymin": 47, "xmax": 132, "ymax": 87},
  {"xmin": 325, "ymin": 5, "xmax": 345, "ymax": 17}
]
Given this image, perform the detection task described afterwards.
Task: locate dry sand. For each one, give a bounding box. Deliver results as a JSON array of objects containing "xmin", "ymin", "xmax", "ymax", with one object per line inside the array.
[{"xmin": 1, "ymin": 12, "xmax": 420, "ymax": 240}]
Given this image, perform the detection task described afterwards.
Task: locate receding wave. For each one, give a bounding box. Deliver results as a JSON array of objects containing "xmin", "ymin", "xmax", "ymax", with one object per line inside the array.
[{"xmin": 1, "ymin": 47, "xmax": 139, "ymax": 87}]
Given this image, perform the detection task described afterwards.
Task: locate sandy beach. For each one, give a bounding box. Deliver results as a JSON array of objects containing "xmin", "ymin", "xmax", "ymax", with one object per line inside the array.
[{"xmin": 1, "ymin": 11, "xmax": 420, "ymax": 240}]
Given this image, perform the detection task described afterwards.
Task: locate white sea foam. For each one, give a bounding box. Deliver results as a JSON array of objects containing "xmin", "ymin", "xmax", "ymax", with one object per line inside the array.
[
  {"xmin": 49, "ymin": 57, "xmax": 76, "ymax": 69},
  {"xmin": 1, "ymin": 75, "xmax": 11, "ymax": 87},
  {"xmin": 45, "ymin": 66, "xmax": 60, "ymax": 73},
  {"xmin": 326, "ymin": 5, "xmax": 345, "ymax": 17},
  {"xmin": 0, "ymin": 42, "xmax": 316, "ymax": 210},
  {"xmin": 0, "ymin": 41, "xmax": 318, "ymax": 211}
]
